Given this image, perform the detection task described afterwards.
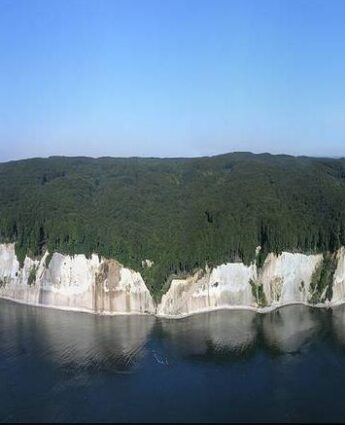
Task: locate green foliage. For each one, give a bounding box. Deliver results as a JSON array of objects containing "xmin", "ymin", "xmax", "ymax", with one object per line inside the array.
[
  {"xmin": 28, "ymin": 265, "xmax": 38, "ymax": 286},
  {"xmin": 309, "ymin": 253, "xmax": 338, "ymax": 304},
  {"xmin": 45, "ymin": 252, "xmax": 53, "ymax": 268},
  {"xmin": 1, "ymin": 153, "xmax": 345, "ymax": 298},
  {"xmin": 299, "ymin": 280, "xmax": 305, "ymax": 291},
  {"xmin": 256, "ymin": 248, "xmax": 269, "ymax": 269},
  {"xmin": 249, "ymin": 279, "xmax": 267, "ymax": 307}
]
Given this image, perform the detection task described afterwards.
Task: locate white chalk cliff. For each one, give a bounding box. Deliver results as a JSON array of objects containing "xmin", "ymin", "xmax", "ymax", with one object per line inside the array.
[
  {"xmin": 157, "ymin": 250, "xmax": 339, "ymax": 317},
  {"xmin": 1, "ymin": 243, "xmax": 345, "ymax": 317},
  {"xmin": 158, "ymin": 263, "xmax": 257, "ymax": 316},
  {"xmin": 0, "ymin": 244, "xmax": 154, "ymax": 314}
]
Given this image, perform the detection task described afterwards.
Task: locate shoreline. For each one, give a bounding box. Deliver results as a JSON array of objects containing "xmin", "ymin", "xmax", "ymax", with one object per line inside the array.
[
  {"xmin": 0, "ymin": 294, "xmax": 338, "ymax": 320},
  {"xmin": 156, "ymin": 300, "xmax": 334, "ymax": 319},
  {"xmin": 0, "ymin": 295, "xmax": 152, "ymax": 317}
]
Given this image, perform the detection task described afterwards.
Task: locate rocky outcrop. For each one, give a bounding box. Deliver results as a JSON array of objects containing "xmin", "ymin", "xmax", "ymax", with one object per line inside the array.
[
  {"xmin": 157, "ymin": 263, "xmax": 257, "ymax": 317},
  {"xmin": 0, "ymin": 244, "xmax": 154, "ymax": 315},
  {"xmin": 257, "ymin": 252, "xmax": 323, "ymax": 305},
  {"xmin": 331, "ymin": 247, "xmax": 345, "ymax": 304},
  {"xmin": 2, "ymin": 243, "xmax": 345, "ymax": 317},
  {"xmin": 157, "ymin": 250, "xmax": 336, "ymax": 317}
]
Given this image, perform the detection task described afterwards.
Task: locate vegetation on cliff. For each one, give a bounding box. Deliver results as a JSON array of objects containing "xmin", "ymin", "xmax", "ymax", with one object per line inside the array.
[
  {"xmin": 309, "ymin": 253, "xmax": 338, "ymax": 304},
  {"xmin": 1, "ymin": 152, "xmax": 345, "ymax": 298}
]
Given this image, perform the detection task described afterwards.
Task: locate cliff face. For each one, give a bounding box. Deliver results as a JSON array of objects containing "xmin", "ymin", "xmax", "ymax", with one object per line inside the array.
[
  {"xmin": 157, "ymin": 250, "xmax": 338, "ymax": 317},
  {"xmin": 0, "ymin": 244, "xmax": 155, "ymax": 314},
  {"xmin": 157, "ymin": 263, "xmax": 257, "ymax": 316},
  {"xmin": 1, "ymin": 243, "xmax": 345, "ymax": 317},
  {"xmin": 332, "ymin": 247, "xmax": 345, "ymax": 303},
  {"xmin": 258, "ymin": 252, "xmax": 323, "ymax": 305}
]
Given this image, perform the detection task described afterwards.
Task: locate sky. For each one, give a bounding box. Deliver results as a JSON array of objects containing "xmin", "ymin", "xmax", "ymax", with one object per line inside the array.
[{"xmin": 0, "ymin": 0, "xmax": 344, "ymax": 161}]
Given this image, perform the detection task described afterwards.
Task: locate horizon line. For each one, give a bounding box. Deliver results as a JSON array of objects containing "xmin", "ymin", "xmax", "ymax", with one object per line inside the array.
[{"xmin": 0, "ymin": 150, "xmax": 344, "ymax": 165}]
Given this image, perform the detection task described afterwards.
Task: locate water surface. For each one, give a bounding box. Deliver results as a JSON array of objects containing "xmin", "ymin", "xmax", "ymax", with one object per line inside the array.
[{"xmin": 1, "ymin": 300, "xmax": 345, "ymax": 422}]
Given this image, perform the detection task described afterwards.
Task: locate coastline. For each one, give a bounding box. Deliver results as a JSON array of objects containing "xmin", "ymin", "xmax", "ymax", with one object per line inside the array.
[
  {"xmin": 0, "ymin": 294, "xmax": 337, "ymax": 320},
  {"xmin": 0, "ymin": 295, "xmax": 152, "ymax": 317},
  {"xmin": 156, "ymin": 300, "xmax": 334, "ymax": 319}
]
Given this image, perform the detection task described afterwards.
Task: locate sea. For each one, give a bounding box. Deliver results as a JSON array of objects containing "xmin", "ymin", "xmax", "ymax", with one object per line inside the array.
[{"xmin": 1, "ymin": 299, "xmax": 345, "ymax": 422}]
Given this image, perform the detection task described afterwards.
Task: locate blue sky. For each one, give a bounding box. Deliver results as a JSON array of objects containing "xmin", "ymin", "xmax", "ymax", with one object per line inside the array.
[{"xmin": 0, "ymin": 0, "xmax": 344, "ymax": 161}]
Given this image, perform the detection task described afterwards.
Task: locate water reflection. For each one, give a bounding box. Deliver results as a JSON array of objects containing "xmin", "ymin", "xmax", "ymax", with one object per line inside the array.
[
  {"xmin": 3, "ymin": 300, "xmax": 345, "ymax": 422},
  {"xmin": 2, "ymin": 300, "xmax": 345, "ymax": 371},
  {"xmin": 261, "ymin": 305, "xmax": 322, "ymax": 354},
  {"xmin": 0, "ymin": 301, "xmax": 155, "ymax": 374},
  {"xmin": 159, "ymin": 310, "xmax": 258, "ymax": 360},
  {"xmin": 159, "ymin": 305, "xmax": 332, "ymax": 360},
  {"xmin": 331, "ymin": 305, "xmax": 345, "ymax": 349}
]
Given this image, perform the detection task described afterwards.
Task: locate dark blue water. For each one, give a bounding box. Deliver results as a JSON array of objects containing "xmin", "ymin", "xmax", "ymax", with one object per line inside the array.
[{"xmin": 1, "ymin": 300, "xmax": 345, "ymax": 422}]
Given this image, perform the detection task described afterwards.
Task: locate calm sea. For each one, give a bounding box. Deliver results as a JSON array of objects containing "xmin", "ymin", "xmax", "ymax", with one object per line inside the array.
[{"xmin": 1, "ymin": 299, "xmax": 345, "ymax": 422}]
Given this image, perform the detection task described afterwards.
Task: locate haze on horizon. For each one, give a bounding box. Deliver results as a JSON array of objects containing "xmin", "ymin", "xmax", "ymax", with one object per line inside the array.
[{"xmin": 0, "ymin": 0, "xmax": 344, "ymax": 162}]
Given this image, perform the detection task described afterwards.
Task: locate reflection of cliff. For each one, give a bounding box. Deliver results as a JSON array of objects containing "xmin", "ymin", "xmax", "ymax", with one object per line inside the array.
[
  {"xmin": 42, "ymin": 314, "xmax": 155, "ymax": 373},
  {"xmin": 160, "ymin": 305, "xmax": 330, "ymax": 360},
  {"xmin": 0, "ymin": 300, "xmax": 155, "ymax": 373},
  {"xmin": 331, "ymin": 305, "xmax": 345, "ymax": 349},
  {"xmin": 3, "ymin": 298, "xmax": 345, "ymax": 368},
  {"xmin": 261, "ymin": 305, "xmax": 321, "ymax": 354},
  {"xmin": 160, "ymin": 310, "xmax": 258, "ymax": 358}
]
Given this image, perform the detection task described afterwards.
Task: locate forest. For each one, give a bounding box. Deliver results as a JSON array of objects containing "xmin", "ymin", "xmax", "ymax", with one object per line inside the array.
[{"xmin": 1, "ymin": 152, "xmax": 345, "ymax": 299}]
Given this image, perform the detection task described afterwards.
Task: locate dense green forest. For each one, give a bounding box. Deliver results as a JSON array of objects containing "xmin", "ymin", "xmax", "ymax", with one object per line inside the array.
[{"xmin": 1, "ymin": 152, "xmax": 345, "ymax": 299}]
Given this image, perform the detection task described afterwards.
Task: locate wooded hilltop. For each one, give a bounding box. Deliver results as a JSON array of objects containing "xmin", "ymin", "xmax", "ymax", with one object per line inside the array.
[{"xmin": 1, "ymin": 152, "xmax": 345, "ymax": 300}]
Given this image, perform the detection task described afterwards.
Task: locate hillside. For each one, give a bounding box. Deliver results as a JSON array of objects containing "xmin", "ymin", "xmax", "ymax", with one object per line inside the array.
[{"xmin": 1, "ymin": 152, "xmax": 345, "ymax": 299}]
